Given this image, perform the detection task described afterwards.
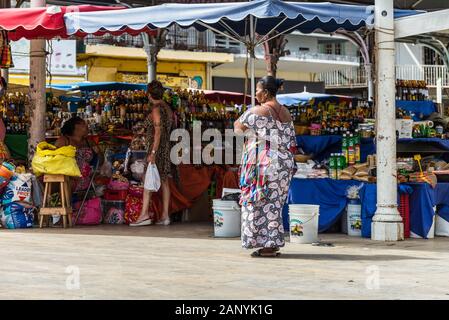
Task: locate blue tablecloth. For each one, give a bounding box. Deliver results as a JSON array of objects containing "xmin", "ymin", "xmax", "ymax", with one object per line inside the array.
[
  {"xmin": 284, "ymin": 178, "xmax": 365, "ymax": 233},
  {"xmin": 396, "ymin": 100, "xmax": 437, "ymax": 120},
  {"xmin": 296, "ymin": 135, "xmax": 376, "ymax": 162},
  {"xmin": 359, "ymin": 183, "xmax": 413, "ymax": 238},
  {"xmin": 285, "ymin": 178, "xmax": 446, "ymax": 239}
]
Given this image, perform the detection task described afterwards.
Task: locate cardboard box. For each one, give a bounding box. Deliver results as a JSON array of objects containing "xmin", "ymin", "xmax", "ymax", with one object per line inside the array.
[{"xmin": 182, "ymin": 191, "xmax": 213, "ymax": 222}]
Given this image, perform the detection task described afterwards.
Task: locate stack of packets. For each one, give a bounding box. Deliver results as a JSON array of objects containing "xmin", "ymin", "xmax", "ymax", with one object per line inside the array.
[
  {"xmin": 408, "ymin": 172, "xmax": 437, "ymax": 188},
  {"xmin": 294, "ymin": 161, "xmax": 328, "ymax": 179},
  {"xmin": 339, "ymin": 162, "xmax": 376, "ymax": 182}
]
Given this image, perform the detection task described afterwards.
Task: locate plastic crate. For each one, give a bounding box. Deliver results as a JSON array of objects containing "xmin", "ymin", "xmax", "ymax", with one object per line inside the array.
[
  {"xmin": 398, "ymin": 193, "xmax": 410, "ymax": 238},
  {"xmin": 101, "ymin": 200, "xmax": 125, "ymax": 224}
]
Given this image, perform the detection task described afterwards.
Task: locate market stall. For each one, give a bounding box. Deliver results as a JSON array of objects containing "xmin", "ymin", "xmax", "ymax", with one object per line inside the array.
[
  {"xmin": 284, "ymin": 79, "xmax": 449, "ymax": 239},
  {"xmin": 38, "ymin": 84, "xmax": 246, "ymax": 226}
]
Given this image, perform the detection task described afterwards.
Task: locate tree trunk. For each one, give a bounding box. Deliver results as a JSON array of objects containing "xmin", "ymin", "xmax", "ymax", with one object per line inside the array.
[
  {"xmin": 143, "ymin": 29, "xmax": 168, "ymax": 83},
  {"xmin": 29, "ymin": 0, "xmax": 47, "ymax": 164},
  {"xmin": 262, "ymin": 32, "xmax": 288, "ymax": 79}
]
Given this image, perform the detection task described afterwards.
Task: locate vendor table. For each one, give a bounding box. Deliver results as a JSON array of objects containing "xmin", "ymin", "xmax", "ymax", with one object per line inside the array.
[
  {"xmin": 284, "ymin": 178, "xmax": 448, "ymax": 239},
  {"xmin": 5, "ymin": 134, "xmax": 27, "ymax": 160}
]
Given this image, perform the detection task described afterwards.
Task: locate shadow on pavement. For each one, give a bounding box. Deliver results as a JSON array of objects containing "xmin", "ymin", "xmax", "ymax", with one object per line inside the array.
[
  {"xmin": 277, "ymin": 253, "xmax": 435, "ymax": 261},
  {"xmin": 7, "ymin": 222, "xmax": 219, "ymax": 241}
]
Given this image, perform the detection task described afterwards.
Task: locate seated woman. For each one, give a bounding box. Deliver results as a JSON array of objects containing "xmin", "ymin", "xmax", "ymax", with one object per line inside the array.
[{"xmin": 54, "ymin": 116, "xmax": 99, "ymax": 193}]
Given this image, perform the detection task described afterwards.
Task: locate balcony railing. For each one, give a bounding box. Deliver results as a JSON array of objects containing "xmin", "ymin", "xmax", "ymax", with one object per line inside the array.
[
  {"xmin": 291, "ymin": 52, "xmax": 360, "ymax": 63},
  {"xmin": 317, "ymin": 66, "xmax": 367, "ymax": 88},
  {"xmin": 252, "ymin": 46, "xmax": 360, "ymax": 64},
  {"xmin": 82, "ymin": 27, "xmax": 241, "ymax": 54},
  {"xmin": 318, "ymin": 65, "xmax": 449, "ymax": 88}
]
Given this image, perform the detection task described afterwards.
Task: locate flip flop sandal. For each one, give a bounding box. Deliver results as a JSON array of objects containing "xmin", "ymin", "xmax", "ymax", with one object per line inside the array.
[
  {"xmin": 251, "ymin": 249, "xmax": 281, "ymax": 258},
  {"xmin": 129, "ymin": 218, "xmax": 153, "ymax": 227}
]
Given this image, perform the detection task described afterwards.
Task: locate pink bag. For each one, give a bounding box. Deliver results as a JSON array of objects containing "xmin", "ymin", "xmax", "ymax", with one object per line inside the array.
[{"xmin": 73, "ymin": 197, "xmax": 102, "ymax": 225}]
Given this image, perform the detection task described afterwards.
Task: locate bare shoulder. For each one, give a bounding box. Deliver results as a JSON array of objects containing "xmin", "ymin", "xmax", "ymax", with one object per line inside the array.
[
  {"xmin": 151, "ymin": 104, "xmax": 161, "ymax": 116},
  {"xmin": 54, "ymin": 136, "xmax": 68, "ymax": 148},
  {"xmin": 280, "ymin": 105, "xmax": 293, "ymax": 122},
  {"xmin": 249, "ymin": 105, "xmax": 270, "ymax": 117}
]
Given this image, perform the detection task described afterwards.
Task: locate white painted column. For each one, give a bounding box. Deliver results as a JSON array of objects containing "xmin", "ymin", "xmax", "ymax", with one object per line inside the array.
[
  {"xmin": 372, "ymin": 0, "xmax": 404, "ymax": 241},
  {"xmin": 28, "ymin": 0, "xmax": 47, "ymax": 163},
  {"xmin": 206, "ymin": 62, "xmax": 213, "ymax": 90}
]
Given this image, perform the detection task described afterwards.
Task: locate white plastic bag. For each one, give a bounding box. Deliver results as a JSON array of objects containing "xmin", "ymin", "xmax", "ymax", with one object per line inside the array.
[{"xmin": 144, "ymin": 164, "xmax": 161, "ymax": 192}]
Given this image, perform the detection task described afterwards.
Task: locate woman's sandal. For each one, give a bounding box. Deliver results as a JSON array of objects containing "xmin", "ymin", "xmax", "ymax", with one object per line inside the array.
[{"xmin": 251, "ymin": 249, "xmax": 281, "ymax": 258}]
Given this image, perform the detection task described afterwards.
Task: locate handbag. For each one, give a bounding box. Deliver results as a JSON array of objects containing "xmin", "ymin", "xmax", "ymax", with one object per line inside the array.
[{"xmin": 72, "ymin": 197, "xmax": 102, "ymax": 225}]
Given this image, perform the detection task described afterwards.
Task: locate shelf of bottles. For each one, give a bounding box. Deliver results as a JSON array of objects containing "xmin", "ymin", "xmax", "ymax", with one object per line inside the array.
[
  {"xmin": 395, "ymin": 80, "xmax": 429, "ymax": 101},
  {"xmin": 167, "ymin": 89, "xmax": 244, "ymax": 134},
  {"xmin": 289, "ymin": 100, "xmax": 374, "ymax": 136},
  {"xmin": 1, "ymin": 92, "xmax": 30, "ymax": 135},
  {"xmin": 84, "ymin": 90, "xmax": 150, "ymax": 131}
]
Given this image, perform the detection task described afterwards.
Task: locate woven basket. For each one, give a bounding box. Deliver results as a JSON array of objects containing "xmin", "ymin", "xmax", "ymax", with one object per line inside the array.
[
  {"xmin": 294, "ymin": 154, "xmax": 312, "ymax": 163},
  {"xmin": 295, "ymin": 125, "xmax": 310, "ymax": 135},
  {"xmin": 310, "ymin": 128, "xmax": 321, "ymax": 136}
]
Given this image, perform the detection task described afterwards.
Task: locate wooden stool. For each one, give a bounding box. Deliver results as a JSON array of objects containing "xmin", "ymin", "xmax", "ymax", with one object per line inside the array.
[{"xmin": 39, "ymin": 174, "xmax": 72, "ymax": 228}]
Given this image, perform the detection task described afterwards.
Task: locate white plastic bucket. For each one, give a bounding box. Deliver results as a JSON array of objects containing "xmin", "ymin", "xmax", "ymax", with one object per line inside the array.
[
  {"xmin": 222, "ymin": 188, "xmax": 241, "ymax": 198},
  {"xmin": 289, "ymin": 204, "xmax": 319, "ymax": 244},
  {"xmin": 213, "ymin": 199, "xmax": 241, "ymax": 237},
  {"xmin": 435, "ymin": 215, "xmax": 449, "ymax": 237},
  {"xmin": 347, "ymin": 200, "xmax": 362, "ymax": 237}
]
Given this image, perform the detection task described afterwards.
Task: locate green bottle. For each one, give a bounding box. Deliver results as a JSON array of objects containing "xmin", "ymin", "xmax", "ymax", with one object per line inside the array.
[
  {"xmin": 354, "ymin": 129, "xmax": 361, "ymax": 164},
  {"xmin": 342, "ymin": 133, "xmax": 348, "ymax": 164},
  {"xmin": 329, "ymin": 154, "xmax": 337, "ymax": 179},
  {"xmin": 340, "ymin": 152, "xmax": 347, "ymax": 169},
  {"xmin": 348, "ymin": 134, "xmax": 356, "ymax": 165},
  {"xmin": 336, "ymin": 153, "xmax": 343, "ymax": 179}
]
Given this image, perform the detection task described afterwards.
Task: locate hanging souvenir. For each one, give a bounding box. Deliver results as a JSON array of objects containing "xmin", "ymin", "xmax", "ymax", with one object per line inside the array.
[{"xmin": 0, "ymin": 31, "xmax": 13, "ymax": 69}]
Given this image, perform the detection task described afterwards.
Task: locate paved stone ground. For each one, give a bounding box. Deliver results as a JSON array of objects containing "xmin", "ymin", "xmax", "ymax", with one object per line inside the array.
[{"xmin": 1, "ymin": 222, "xmax": 449, "ymax": 300}]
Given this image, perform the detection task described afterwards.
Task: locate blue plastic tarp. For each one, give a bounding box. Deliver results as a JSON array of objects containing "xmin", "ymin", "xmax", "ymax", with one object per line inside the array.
[
  {"xmin": 65, "ymin": 0, "xmax": 421, "ymax": 36},
  {"xmin": 49, "ymin": 82, "xmax": 147, "ymax": 92},
  {"xmin": 278, "ymin": 92, "xmax": 356, "ymax": 107}
]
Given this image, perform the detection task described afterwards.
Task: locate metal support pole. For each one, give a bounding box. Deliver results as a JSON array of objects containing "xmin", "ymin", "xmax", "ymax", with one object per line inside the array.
[
  {"xmin": 250, "ymin": 16, "xmax": 255, "ymax": 107},
  {"xmin": 206, "ymin": 62, "xmax": 213, "ymax": 90},
  {"xmin": 28, "ymin": 0, "xmax": 47, "ymax": 164},
  {"xmin": 365, "ymin": 63, "xmax": 374, "ymax": 101},
  {"xmin": 372, "ymin": 0, "xmax": 404, "ymax": 241},
  {"xmin": 142, "ymin": 33, "xmax": 157, "ymax": 83}
]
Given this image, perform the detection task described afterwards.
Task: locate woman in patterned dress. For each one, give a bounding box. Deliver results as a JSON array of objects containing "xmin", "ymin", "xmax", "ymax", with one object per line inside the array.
[
  {"xmin": 234, "ymin": 76, "xmax": 296, "ymax": 257},
  {"xmin": 55, "ymin": 117, "xmax": 99, "ymax": 193},
  {"xmin": 130, "ymin": 80, "xmax": 173, "ymax": 226}
]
